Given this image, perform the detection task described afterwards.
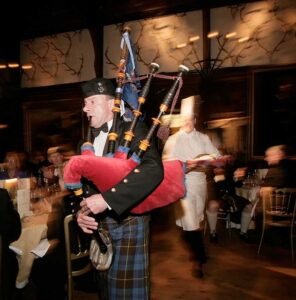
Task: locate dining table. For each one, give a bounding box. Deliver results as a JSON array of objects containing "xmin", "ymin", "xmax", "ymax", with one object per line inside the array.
[
  {"xmin": 235, "ymin": 168, "xmax": 268, "ymax": 206},
  {"xmin": 9, "ymin": 188, "xmax": 69, "ymax": 289}
]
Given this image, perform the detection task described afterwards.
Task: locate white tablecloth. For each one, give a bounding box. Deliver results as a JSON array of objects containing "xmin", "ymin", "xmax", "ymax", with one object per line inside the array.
[{"xmin": 10, "ymin": 214, "xmax": 49, "ymax": 288}]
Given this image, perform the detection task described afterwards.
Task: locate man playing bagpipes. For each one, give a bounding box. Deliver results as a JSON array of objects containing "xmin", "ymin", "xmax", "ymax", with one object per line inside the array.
[{"xmin": 76, "ymin": 76, "xmax": 164, "ymax": 300}]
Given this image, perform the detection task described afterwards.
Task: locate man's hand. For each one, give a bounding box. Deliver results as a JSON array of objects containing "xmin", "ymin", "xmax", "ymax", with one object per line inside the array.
[
  {"xmin": 81, "ymin": 194, "xmax": 109, "ymax": 214},
  {"xmin": 76, "ymin": 194, "xmax": 109, "ymax": 234},
  {"xmin": 76, "ymin": 210, "xmax": 98, "ymax": 234}
]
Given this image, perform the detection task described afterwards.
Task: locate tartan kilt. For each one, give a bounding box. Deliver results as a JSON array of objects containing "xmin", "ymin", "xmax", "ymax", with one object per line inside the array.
[{"xmin": 96, "ymin": 214, "xmax": 150, "ymax": 300}]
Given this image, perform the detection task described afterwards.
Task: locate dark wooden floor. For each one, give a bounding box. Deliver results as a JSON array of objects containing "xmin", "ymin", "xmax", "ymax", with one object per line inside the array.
[
  {"xmin": 73, "ymin": 205, "xmax": 296, "ymax": 300},
  {"xmin": 16, "ymin": 204, "xmax": 296, "ymax": 299}
]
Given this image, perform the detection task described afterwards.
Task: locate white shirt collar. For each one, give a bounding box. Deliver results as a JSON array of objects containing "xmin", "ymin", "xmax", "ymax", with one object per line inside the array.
[{"xmin": 93, "ymin": 119, "xmax": 113, "ymax": 157}]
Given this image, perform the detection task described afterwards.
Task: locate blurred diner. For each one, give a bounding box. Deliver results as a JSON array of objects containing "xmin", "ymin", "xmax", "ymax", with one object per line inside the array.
[
  {"xmin": 260, "ymin": 144, "xmax": 296, "ymax": 196},
  {"xmin": 8, "ymin": 182, "xmax": 70, "ymax": 299},
  {"xmin": 43, "ymin": 146, "xmax": 68, "ymax": 192},
  {"xmin": 206, "ymin": 164, "xmax": 254, "ymax": 243},
  {"xmin": 0, "ymin": 151, "xmax": 30, "ymax": 180}
]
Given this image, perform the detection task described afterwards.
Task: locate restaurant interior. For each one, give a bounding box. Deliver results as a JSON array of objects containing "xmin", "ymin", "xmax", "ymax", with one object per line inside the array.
[{"xmin": 0, "ymin": 0, "xmax": 296, "ymax": 299}]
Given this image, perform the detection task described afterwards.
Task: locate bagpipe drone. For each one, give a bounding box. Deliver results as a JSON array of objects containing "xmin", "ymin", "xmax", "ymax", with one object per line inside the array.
[{"xmin": 63, "ymin": 27, "xmax": 229, "ymax": 214}]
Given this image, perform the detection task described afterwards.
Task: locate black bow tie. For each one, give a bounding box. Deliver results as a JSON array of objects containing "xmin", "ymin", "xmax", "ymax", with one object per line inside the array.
[{"xmin": 91, "ymin": 123, "xmax": 109, "ymax": 138}]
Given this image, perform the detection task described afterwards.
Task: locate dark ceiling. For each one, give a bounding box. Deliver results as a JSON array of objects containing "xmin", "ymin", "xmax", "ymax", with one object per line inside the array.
[{"xmin": 0, "ymin": 0, "xmax": 258, "ymax": 61}]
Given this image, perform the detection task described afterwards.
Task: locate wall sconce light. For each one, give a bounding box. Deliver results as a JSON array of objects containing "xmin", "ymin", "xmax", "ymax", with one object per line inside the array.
[
  {"xmin": 21, "ymin": 64, "xmax": 33, "ymax": 70},
  {"xmin": 238, "ymin": 37, "xmax": 250, "ymax": 43},
  {"xmin": 176, "ymin": 43, "xmax": 187, "ymax": 49},
  {"xmin": 0, "ymin": 63, "xmax": 33, "ymax": 70},
  {"xmin": 189, "ymin": 35, "xmax": 200, "ymax": 43},
  {"xmin": 0, "ymin": 124, "xmax": 9, "ymax": 129},
  {"xmin": 207, "ymin": 31, "xmax": 219, "ymax": 38},
  {"xmin": 174, "ymin": 30, "xmax": 253, "ymax": 78},
  {"xmin": 225, "ymin": 32, "xmax": 237, "ymax": 39},
  {"xmin": 8, "ymin": 63, "xmax": 20, "ymax": 68}
]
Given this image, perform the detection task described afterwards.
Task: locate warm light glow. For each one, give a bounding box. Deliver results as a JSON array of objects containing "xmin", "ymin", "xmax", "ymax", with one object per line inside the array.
[
  {"xmin": 8, "ymin": 63, "xmax": 20, "ymax": 68},
  {"xmin": 154, "ymin": 24, "xmax": 169, "ymax": 30},
  {"xmin": 176, "ymin": 43, "xmax": 187, "ymax": 49},
  {"xmin": 189, "ymin": 35, "xmax": 200, "ymax": 42},
  {"xmin": 0, "ymin": 124, "xmax": 8, "ymax": 129},
  {"xmin": 4, "ymin": 178, "xmax": 18, "ymax": 190},
  {"xmin": 207, "ymin": 32, "xmax": 219, "ymax": 38},
  {"xmin": 0, "ymin": 64, "xmax": 7, "ymax": 69},
  {"xmin": 4, "ymin": 178, "xmax": 18, "ymax": 200},
  {"xmin": 238, "ymin": 37, "xmax": 250, "ymax": 43},
  {"xmin": 225, "ymin": 32, "xmax": 237, "ymax": 39},
  {"xmin": 21, "ymin": 64, "xmax": 33, "ymax": 70}
]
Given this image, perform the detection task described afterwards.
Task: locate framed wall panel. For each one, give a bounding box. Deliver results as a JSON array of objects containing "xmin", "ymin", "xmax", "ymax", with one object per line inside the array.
[
  {"xmin": 252, "ymin": 66, "xmax": 296, "ymax": 158},
  {"xmin": 23, "ymin": 99, "xmax": 84, "ymax": 155}
]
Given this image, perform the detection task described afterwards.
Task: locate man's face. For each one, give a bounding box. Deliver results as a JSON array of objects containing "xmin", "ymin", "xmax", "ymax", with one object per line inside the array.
[
  {"xmin": 5, "ymin": 155, "xmax": 17, "ymax": 170},
  {"xmin": 48, "ymin": 153, "xmax": 63, "ymax": 166},
  {"xmin": 42, "ymin": 165, "xmax": 55, "ymax": 179},
  {"xmin": 181, "ymin": 116, "xmax": 196, "ymax": 133},
  {"xmin": 83, "ymin": 95, "xmax": 114, "ymax": 128},
  {"xmin": 264, "ymin": 149, "xmax": 284, "ymax": 166}
]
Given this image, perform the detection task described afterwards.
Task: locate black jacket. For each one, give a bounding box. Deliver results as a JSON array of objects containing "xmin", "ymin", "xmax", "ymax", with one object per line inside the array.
[
  {"xmin": 0, "ymin": 188, "xmax": 22, "ymax": 300},
  {"xmin": 84, "ymin": 119, "xmax": 164, "ymax": 216},
  {"xmin": 261, "ymin": 159, "xmax": 296, "ymax": 188}
]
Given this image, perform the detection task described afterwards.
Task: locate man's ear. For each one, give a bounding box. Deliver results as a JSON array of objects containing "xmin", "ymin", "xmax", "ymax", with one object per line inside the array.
[{"xmin": 109, "ymin": 98, "xmax": 115, "ymax": 108}]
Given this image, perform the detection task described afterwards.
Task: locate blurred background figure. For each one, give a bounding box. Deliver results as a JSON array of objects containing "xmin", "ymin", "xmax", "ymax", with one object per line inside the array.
[
  {"xmin": 0, "ymin": 188, "xmax": 22, "ymax": 300},
  {"xmin": 44, "ymin": 146, "xmax": 67, "ymax": 191},
  {"xmin": 206, "ymin": 164, "xmax": 253, "ymax": 243},
  {"xmin": 0, "ymin": 151, "xmax": 30, "ymax": 179},
  {"xmin": 28, "ymin": 150, "xmax": 48, "ymax": 178},
  {"xmin": 260, "ymin": 144, "xmax": 296, "ymax": 196},
  {"xmin": 39, "ymin": 160, "xmax": 56, "ymax": 188},
  {"xmin": 162, "ymin": 95, "xmax": 221, "ymax": 278}
]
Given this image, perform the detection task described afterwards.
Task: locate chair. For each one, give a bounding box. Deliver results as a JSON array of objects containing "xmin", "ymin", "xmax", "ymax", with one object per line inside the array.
[
  {"xmin": 64, "ymin": 214, "xmax": 93, "ymax": 300},
  {"xmin": 257, "ymin": 188, "xmax": 296, "ymax": 261},
  {"xmin": 204, "ymin": 207, "xmax": 232, "ymax": 238}
]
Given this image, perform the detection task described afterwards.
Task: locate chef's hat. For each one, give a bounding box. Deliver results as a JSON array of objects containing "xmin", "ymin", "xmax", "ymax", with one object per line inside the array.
[{"xmin": 180, "ymin": 95, "xmax": 201, "ymax": 117}]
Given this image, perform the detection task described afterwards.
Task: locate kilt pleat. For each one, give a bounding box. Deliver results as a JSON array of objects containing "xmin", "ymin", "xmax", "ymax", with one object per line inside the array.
[{"xmin": 97, "ymin": 215, "xmax": 150, "ymax": 300}]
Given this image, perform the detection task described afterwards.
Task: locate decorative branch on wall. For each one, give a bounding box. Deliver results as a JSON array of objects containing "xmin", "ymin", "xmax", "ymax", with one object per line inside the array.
[
  {"xmin": 19, "ymin": 0, "xmax": 296, "ymax": 85},
  {"xmin": 104, "ymin": 0, "xmax": 296, "ymax": 78},
  {"xmin": 171, "ymin": 31, "xmax": 254, "ymax": 77},
  {"xmin": 20, "ymin": 29, "xmax": 95, "ymax": 87},
  {"xmin": 211, "ymin": 0, "xmax": 296, "ymax": 67},
  {"xmin": 103, "ymin": 11, "xmax": 203, "ymax": 77}
]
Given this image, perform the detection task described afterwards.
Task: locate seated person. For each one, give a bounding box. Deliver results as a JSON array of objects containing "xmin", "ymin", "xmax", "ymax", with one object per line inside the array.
[
  {"xmin": 260, "ymin": 144, "xmax": 296, "ymax": 196},
  {"xmin": 206, "ymin": 165, "xmax": 253, "ymax": 242},
  {"xmin": 0, "ymin": 151, "xmax": 30, "ymax": 179},
  {"xmin": 28, "ymin": 150, "xmax": 48, "ymax": 179},
  {"xmin": 0, "ymin": 188, "xmax": 22, "ymax": 299},
  {"xmin": 46, "ymin": 147, "xmax": 67, "ymax": 191},
  {"xmin": 40, "ymin": 160, "xmax": 58, "ymax": 187}
]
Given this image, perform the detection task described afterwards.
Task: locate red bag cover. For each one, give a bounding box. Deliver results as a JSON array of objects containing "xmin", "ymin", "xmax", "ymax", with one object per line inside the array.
[{"xmin": 63, "ymin": 156, "xmax": 185, "ymax": 213}]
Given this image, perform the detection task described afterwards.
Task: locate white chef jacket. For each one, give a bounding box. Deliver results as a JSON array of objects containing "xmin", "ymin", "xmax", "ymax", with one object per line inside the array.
[{"xmin": 162, "ymin": 128, "xmax": 220, "ymax": 230}]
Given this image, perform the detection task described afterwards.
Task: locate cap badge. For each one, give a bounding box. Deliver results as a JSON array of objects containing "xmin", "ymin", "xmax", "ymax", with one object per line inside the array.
[{"xmin": 97, "ymin": 82, "xmax": 105, "ymax": 94}]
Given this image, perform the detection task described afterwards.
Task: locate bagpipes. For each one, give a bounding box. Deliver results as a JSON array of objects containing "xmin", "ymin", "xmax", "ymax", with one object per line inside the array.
[
  {"xmin": 63, "ymin": 27, "xmax": 231, "ymax": 214},
  {"xmin": 63, "ymin": 60, "xmax": 188, "ymax": 214}
]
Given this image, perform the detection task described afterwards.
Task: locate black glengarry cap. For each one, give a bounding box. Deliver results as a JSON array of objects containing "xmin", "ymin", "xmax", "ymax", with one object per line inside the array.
[{"xmin": 81, "ymin": 78, "xmax": 115, "ymax": 98}]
